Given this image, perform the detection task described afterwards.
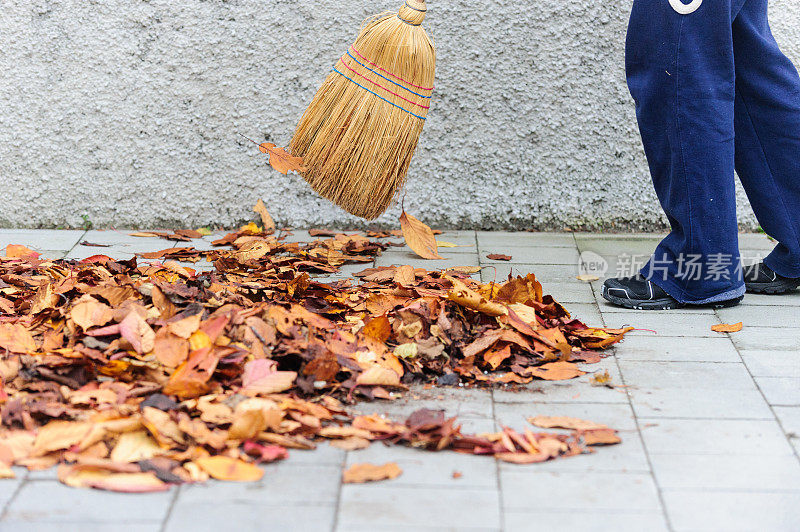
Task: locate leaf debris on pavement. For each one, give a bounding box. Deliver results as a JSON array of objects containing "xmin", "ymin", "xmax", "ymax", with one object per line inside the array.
[{"xmin": 0, "ymin": 221, "xmax": 629, "ymax": 491}]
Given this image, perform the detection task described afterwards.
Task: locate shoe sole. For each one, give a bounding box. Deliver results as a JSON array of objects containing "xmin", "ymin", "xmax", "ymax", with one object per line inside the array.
[
  {"xmin": 601, "ymin": 286, "xmax": 684, "ymax": 310},
  {"xmin": 746, "ymin": 278, "xmax": 800, "ymax": 295},
  {"xmin": 601, "ymin": 287, "xmax": 743, "ymax": 311}
]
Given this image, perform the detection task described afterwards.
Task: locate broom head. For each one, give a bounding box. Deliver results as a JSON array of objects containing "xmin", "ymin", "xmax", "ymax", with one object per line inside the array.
[{"xmin": 290, "ymin": 0, "xmax": 435, "ymax": 220}]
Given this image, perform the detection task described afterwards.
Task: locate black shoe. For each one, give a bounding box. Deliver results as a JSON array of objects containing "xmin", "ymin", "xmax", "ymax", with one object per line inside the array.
[
  {"xmin": 743, "ymin": 262, "xmax": 800, "ymax": 295},
  {"xmin": 601, "ymin": 275, "xmax": 743, "ymax": 311}
]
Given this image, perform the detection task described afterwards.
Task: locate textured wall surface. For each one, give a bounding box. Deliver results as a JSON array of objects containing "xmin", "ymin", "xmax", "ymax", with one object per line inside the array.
[{"xmin": 1, "ymin": 0, "xmax": 799, "ymax": 229}]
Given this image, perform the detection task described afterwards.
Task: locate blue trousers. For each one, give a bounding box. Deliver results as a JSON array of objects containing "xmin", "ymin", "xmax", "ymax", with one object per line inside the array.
[{"xmin": 627, "ymin": 0, "xmax": 800, "ymax": 303}]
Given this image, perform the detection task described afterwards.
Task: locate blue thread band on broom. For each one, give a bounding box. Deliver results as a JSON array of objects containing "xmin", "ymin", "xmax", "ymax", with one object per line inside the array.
[
  {"xmin": 289, "ymin": 0, "xmax": 435, "ymax": 220},
  {"xmin": 345, "ymin": 49, "xmax": 432, "ymax": 99}
]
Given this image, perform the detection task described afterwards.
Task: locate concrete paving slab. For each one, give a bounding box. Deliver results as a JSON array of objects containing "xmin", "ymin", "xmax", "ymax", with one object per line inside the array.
[
  {"xmin": 165, "ymin": 501, "xmax": 335, "ymax": 532},
  {"xmin": 0, "ymin": 229, "xmax": 84, "ymax": 252},
  {"xmin": 638, "ymin": 419, "xmax": 796, "ymax": 456},
  {"xmin": 717, "ymin": 305, "xmax": 800, "ymax": 328},
  {"xmin": 611, "ymin": 336, "xmax": 741, "ymax": 363},
  {"xmin": 479, "ymin": 247, "xmax": 581, "ymax": 266},
  {"xmin": 600, "ymin": 314, "xmax": 723, "ymax": 338},
  {"xmin": 755, "ymin": 376, "xmax": 800, "ymax": 406},
  {"xmin": 662, "ymin": 490, "xmax": 800, "ymax": 531},
  {"xmin": 477, "ymin": 232, "xmax": 577, "ymax": 248},
  {"xmin": 730, "ymin": 326, "xmax": 800, "ymax": 350},
  {"xmin": 505, "ymin": 510, "xmax": 669, "ymax": 532},
  {"xmin": 650, "ymin": 453, "xmax": 800, "ymax": 490},
  {"xmin": 741, "ymin": 350, "xmax": 800, "ymax": 377}
]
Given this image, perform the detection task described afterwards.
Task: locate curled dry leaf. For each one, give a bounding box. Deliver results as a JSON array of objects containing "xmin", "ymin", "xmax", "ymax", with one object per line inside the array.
[
  {"xmin": 711, "ymin": 322, "xmax": 743, "ymax": 333},
  {"xmin": 342, "ymin": 462, "xmax": 403, "ymax": 484},
  {"xmin": 486, "ymin": 254, "xmax": 512, "ymax": 261},
  {"xmin": 399, "ymin": 211, "xmax": 443, "ymax": 260},
  {"xmin": 253, "ymin": 199, "xmax": 276, "ymax": 233},
  {"xmin": 576, "ymin": 274, "xmax": 600, "ymax": 282}
]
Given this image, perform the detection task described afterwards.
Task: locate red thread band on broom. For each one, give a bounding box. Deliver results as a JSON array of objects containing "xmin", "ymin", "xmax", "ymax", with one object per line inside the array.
[
  {"xmin": 346, "ymin": 50, "xmax": 431, "ymax": 99},
  {"xmin": 338, "ymin": 59, "xmax": 431, "ymax": 109},
  {"xmin": 331, "ymin": 67, "xmax": 427, "ymax": 120},
  {"xmin": 350, "ymin": 47, "xmax": 434, "ymax": 91}
]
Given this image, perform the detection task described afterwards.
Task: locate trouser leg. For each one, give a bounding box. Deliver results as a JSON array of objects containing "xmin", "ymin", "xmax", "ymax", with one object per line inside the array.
[
  {"xmin": 626, "ymin": 0, "xmax": 748, "ymax": 303},
  {"xmin": 732, "ymin": 0, "xmax": 800, "ymax": 277}
]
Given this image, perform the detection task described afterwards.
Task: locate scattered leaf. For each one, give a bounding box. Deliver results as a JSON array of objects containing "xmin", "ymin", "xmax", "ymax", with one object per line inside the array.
[
  {"xmin": 343, "ymin": 462, "xmax": 402, "ymax": 483},
  {"xmin": 486, "ymin": 254, "xmax": 512, "ymax": 261},
  {"xmin": 259, "ymin": 143, "xmax": 306, "ymax": 174},
  {"xmin": 712, "ymin": 322, "xmax": 743, "ymax": 333},
  {"xmin": 195, "ymin": 456, "xmax": 264, "ymax": 482},
  {"xmin": 399, "ymin": 211, "xmax": 442, "ymax": 260}
]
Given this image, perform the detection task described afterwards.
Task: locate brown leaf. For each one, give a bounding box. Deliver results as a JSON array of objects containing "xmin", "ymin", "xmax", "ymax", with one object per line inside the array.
[
  {"xmin": 448, "ymin": 278, "xmax": 508, "ymax": 317},
  {"xmin": 342, "ymin": 462, "xmax": 402, "ymax": 483},
  {"xmin": 712, "ymin": 322, "xmax": 743, "ymax": 333},
  {"xmin": 253, "ymin": 199, "xmax": 276, "ymax": 232},
  {"xmin": 259, "ymin": 143, "xmax": 306, "ymax": 175},
  {"xmin": 582, "ymin": 429, "xmax": 622, "ymax": 446},
  {"xmin": 486, "ymin": 254, "xmax": 512, "ymax": 261},
  {"xmin": 70, "ymin": 295, "xmax": 113, "ymax": 331},
  {"xmin": 399, "ymin": 211, "xmax": 443, "ymax": 260},
  {"xmin": 523, "ymin": 361, "xmax": 586, "ymax": 381}
]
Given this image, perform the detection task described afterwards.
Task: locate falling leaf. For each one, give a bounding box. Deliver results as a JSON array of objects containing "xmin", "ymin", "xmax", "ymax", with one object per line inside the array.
[
  {"xmin": 259, "ymin": 143, "xmax": 306, "ymax": 175},
  {"xmin": 253, "ymin": 199, "xmax": 276, "ymax": 232},
  {"xmin": 399, "ymin": 211, "xmax": 443, "ymax": 260},
  {"xmin": 195, "ymin": 456, "xmax": 264, "ymax": 482},
  {"xmin": 342, "ymin": 462, "xmax": 402, "ymax": 483},
  {"xmin": 712, "ymin": 322, "xmax": 743, "ymax": 333},
  {"xmin": 486, "ymin": 254, "xmax": 512, "ymax": 261},
  {"xmin": 528, "ymin": 416, "xmax": 609, "ymax": 431}
]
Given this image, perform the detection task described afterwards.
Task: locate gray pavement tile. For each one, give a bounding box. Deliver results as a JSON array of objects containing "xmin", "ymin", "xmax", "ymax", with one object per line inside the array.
[
  {"xmin": 740, "ymin": 291, "xmax": 800, "ymax": 306},
  {"xmin": 559, "ymin": 302, "xmax": 603, "ymax": 325},
  {"xmin": 650, "ymin": 453, "xmax": 800, "ymax": 490},
  {"xmin": 480, "ymin": 247, "xmax": 581, "ymax": 266},
  {"xmin": 600, "ymin": 313, "xmax": 723, "ymax": 338},
  {"xmin": 504, "ymin": 510, "xmax": 668, "ymax": 532},
  {"xmin": 176, "ymin": 463, "xmax": 340, "ymax": 504},
  {"xmin": 165, "ymin": 501, "xmax": 335, "ymax": 532},
  {"xmin": 480, "ymin": 264, "xmax": 583, "ymax": 284},
  {"xmin": 337, "ymin": 527, "xmax": 497, "ymax": 532},
  {"xmin": 741, "ymin": 350, "xmax": 800, "ymax": 377},
  {"xmin": 599, "ymin": 301, "xmax": 717, "ymax": 314},
  {"xmin": 501, "ymin": 470, "xmax": 661, "ymax": 511},
  {"xmin": 611, "ymin": 336, "xmax": 741, "ymax": 363},
  {"xmin": 536, "ymin": 281, "xmax": 596, "ymax": 303},
  {"xmin": 773, "ymin": 406, "xmax": 800, "ymax": 436},
  {"xmin": 281, "ymin": 442, "xmax": 345, "ymax": 466},
  {"xmin": 638, "ymin": 419, "xmax": 796, "ymax": 456},
  {"xmin": 0, "ymin": 477, "xmax": 22, "ymax": 509},
  {"xmin": 627, "ymin": 387, "xmax": 773, "ymax": 419},
  {"xmin": 0, "ymin": 522, "xmax": 161, "ymax": 532},
  {"xmin": 2, "ymin": 480, "xmax": 173, "ymax": 523},
  {"xmin": 662, "ymin": 490, "xmax": 800, "ymax": 531},
  {"xmin": 0, "ymin": 229, "xmax": 84, "ymax": 252},
  {"xmin": 493, "ymin": 402, "xmax": 638, "ymax": 431},
  {"xmin": 755, "ymin": 377, "xmax": 800, "ymax": 406},
  {"xmin": 375, "ymin": 251, "xmax": 479, "ymax": 270},
  {"xmin": 617, "ymin": 361, "xmax": 757, "ymax": 390},
  {"xmin": 717, "ymin": 305, "xmax": 800, "ymax": 328},
  {"xmin": 345, "ymin": 445, "xmax": 497, "ymax": 488},
  {"xmin": 730, "ymin": 326, "xmax": 800, "ymax": 351},
  {"xmin": 737, "ymin": 233, "xmax": 778, "ymax": 250},
  {"xmin": 337, "ymin": 485, "xmax": 501, "ymax": 529},
  {"xmin": 477, "ymin": 232, "xmax": 577, "ymax": 248}
]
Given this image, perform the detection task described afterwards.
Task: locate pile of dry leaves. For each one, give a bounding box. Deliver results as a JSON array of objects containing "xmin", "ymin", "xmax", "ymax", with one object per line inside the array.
[{"xmin": 0, "ymin": 221, "xmax": 629, "ymax": 491}]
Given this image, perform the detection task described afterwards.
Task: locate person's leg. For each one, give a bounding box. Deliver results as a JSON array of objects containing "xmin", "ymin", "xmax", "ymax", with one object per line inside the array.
[
  {"xmin": 623, "ymin": 0, "xmax": 747, "ymax": 304},
  {"xmin": 732, "ymin": 0, "xmax": 800, "ymax": 278}
]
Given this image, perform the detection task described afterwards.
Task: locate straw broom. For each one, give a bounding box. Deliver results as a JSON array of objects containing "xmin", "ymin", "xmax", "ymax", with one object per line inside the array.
[{"xmin": 289, "ymin": 0, "xmax": 435, "ymax": 220}]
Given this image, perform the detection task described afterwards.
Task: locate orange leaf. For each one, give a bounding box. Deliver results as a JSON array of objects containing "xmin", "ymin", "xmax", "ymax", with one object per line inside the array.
[
  {"xmin": 259, "ymin": 143, "xmax": 306, "ymax": 175},
  {"xmin": 711, "ymin": 322, "xmax": 743, "ymax": 333},
  {"xmin": 524, "ymin": 361, "xmax": 586, "ymax": 381},
  {"xmin": 528, "ymin": 416, "xmax": 609, "ymax": 431},
  {"xmin": 362, "ymin": 315, "xmax": 392, "ymax": 343},
  {"xmin": 195, "ymin": 456, "xmax": 263, "ymax": 482},
  {"xmin": 342, "ymin": 462, "xmax": 402, "ymax": 483},
  {"xmin": 253, "ymin": 199, "xmax": 276, "ymax": 232},
  {"xmin": 399, "ymin": 211, "xmax": 443, "ymax": 260},
  {"xmin": 4, "ymin": 244, "xmax": 40, "ymax": 259},
  {"xmin": 58, "ymin": 464, "xmax": 169, "ymax": 492},
  {"xmin": 240, "ymin": 359, "xmax": 297, "ymax": 395},
  {"xmin": 0, "ymin": 323, "xmax": 37, "ymax": 354},
  {"xmin": 582, "ymin": 429, "xmax": 622, "ymax": 446}
]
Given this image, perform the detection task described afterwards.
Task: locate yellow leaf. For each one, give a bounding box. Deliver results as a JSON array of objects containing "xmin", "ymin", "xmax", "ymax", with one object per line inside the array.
[
  {"xmin": 447, "ymin": 278, "xmax": 508, "ymax": 317},
  {"xmin": 437, "ymin": 241, "xmax": 460, "ymax": 248},
  {"xmin": 253, "ymin": 199, "xmax": 276, "ymax": 232},
  {"xmin": 196, "ymin": 227, "xmax": 213, "ymax": 236},
  {"xmin": 399, "ymin": 211, "xmax": 442, "ymax": 260},
  {"xmin": 712, "ymin": 322, "xmax": 743, "ymax": 333},
  {"xmin": 109, "ymin": 430, "xmax": 164, "ymax": 463},
  {"xmin": 195, "ymin": 456, "xmax": 263, "ymax": 482}
]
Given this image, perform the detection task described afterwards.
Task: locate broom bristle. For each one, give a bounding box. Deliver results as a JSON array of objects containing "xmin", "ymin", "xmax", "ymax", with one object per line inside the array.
[{"xmin": 290, "ymin": 0, "xmax": 435, "ymax": 220}]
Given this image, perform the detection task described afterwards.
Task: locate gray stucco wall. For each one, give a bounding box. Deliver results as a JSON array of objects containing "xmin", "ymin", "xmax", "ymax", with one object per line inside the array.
[{"xmin": 1, "ymin": 1, "xmax": 799, "ymax": 230}]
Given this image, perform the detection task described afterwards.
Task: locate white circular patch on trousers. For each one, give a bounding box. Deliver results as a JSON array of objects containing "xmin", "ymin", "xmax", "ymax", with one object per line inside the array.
[{"xmin": 669, "ymin": 0, "xmax": 703, "ymax": 15}]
